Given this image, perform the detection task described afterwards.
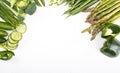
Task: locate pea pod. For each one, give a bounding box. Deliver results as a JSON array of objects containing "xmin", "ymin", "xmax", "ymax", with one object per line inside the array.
[
  {"xmin": 0, "ymin": 37, "xmax": 7, "ymax": 44},
  {"xmin": 0, "ymin": 30, "xmax": 8, "ymax": 37},
  {"xmin": 0, "ymin": 50, "xmax": 14, "ymax": 60}
]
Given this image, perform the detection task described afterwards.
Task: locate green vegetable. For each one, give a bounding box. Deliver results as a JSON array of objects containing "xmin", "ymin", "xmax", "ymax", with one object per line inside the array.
[
  {"xmin": 114, "ymin": 34, "xmax": 120, "ymax": 46},
  {"xmin": 63, "ymin": 0, "xmax": 99, "ymax": 15},
  {"xmin": 8, "ymin": 36, "xmax": 19, "ymax": 44},
  {"xmin": 0, "ymin": 21, "xmax": 14, "ymax": 30},
  {"xmin": 0, "ymin": 0, "xmax": 120, "ymax": 60},
  {"xmin": 16, "ymin": 23, "xmax": 27, "ymax": 34},
  {"xmin": 0, "ymin": 30, "xmax": 8, "ymax": 37},
  {"xmin": 18, "ymin": 13, "xmax": 26, "ymax": 21},
  {"xmin": 6, "ymin": 44, "xmax": 18, "ymax": 50},
  {"xmin": 101, "ymin": 46, "xmax": 119, "ymax": 57},
  {"xmin": 1, "ymin": 0, "xmax": 17, "ymax": 7},
  {"xmin": 102, "ymin": 23, "xmax": 120, "ymax": 38},
  {"xmin": 6, "ymin": 41, "xmax": 18, "ymax": 50},
  {"xmin": 0, "ymin": 37, "xmax": 7, "ymax": 44},
  {"xmin": 34, "ymin": 0, "xmax": 42, "ymax": 6},
  {"xmin": 6, "ymin": 41, "xmax": 18, "ymax": 47},
  {"xmin": 10, "ymin": 31, "xmax": 22, "ymax": 41},
  {"xmin": 100, "ymin": 23, "xmax": 120, "ymax": 57},
  {"xmin": 0, "ymin": 0, "xmax": 21, "ymax": 27},
  {"xmin": 0, "ymin": 50, "xmax": 14, "ymax": 60},
  {"xmin": 86, "ymin": 0, "xmax": 120, "ymax": 24},
  {"xmin": 25, "ymin": 2, "xmax": 37, "ymax": 15},
  {"xmin": 40, "ymin": 0, "xmax": 45, "ymax": 6},
  {"xmin": 101, "ymin": 36, "xmax": 120, "ymax": 57}
]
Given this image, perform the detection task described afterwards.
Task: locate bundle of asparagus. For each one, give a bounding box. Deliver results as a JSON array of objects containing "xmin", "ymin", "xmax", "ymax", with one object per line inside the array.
[{"xmin": 60, "ymin": 0, "xmax": 120, "ymax": 57}]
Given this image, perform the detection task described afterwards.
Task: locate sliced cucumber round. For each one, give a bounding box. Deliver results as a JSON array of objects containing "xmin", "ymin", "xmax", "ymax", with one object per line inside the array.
[
  {"xmin": 16, "ymin": 23, "xmax": 27, "ymax": 34},
  {"xmin": 6, "ymin": 41, "xmax": 18, "ymax": 47},
  {"xmin": 10, "ymin": 31, "xmax": 22, "ymax": 41},
  {"xmin": 1, "ymin": 44, "xmax": 8, "ymax": 50},
  {"xmin": 6, "ymin": 44, "xmax": 18, "ymax": 50},
  {"xmin": 8, "ymin": 36, "xmax": 19, "ymax": 44},
  {"xmin": 2, "ymin": 42, "xmax": 18, "ymax": 50}
]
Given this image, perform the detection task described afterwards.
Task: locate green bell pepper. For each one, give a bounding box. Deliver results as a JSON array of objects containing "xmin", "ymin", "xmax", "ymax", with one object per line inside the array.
[
  {"xmin": 102, "ymin": 23, "xmax": 120, "ymax": 38},
  {"xmin": 101, "ymin": 23, "xmax": 120, "ymax": 57}
]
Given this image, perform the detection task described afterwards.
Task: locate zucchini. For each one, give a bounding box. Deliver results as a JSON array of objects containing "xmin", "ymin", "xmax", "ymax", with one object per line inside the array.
[
  {"xmin": 0, "ymin": 30, "xmax": 8, "ymax": 37},
  {"xmin": 10, "ymin": 31, "xmax": 22, "ymax": 41},
  {"xmin": 0, "ymin": 22, "xmax": 14, "ymax": 30},
  {"xmin": 16, "ymin": 23, "xmax": 27, "ymax": 33}
]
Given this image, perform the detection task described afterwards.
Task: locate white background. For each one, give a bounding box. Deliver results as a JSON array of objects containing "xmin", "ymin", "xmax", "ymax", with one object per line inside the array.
[{"xmin": 0, "ymin": 4, "xmax": 120, "ymax": 73}]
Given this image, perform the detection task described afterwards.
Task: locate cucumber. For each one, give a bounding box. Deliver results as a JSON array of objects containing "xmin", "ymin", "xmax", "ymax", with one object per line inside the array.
[
  {"xmin": 0, "ymin": 30, "xmax": 8, "ymax": 37},
  {"xmin": 8, "ymin": 36, "xmax": 19, "ymax": 44},
  {"xmin": 6, "ymin": 41, "xmax": 18, "ymax": 50},
  {"xmin": 16, "ymin": 23, "xmax": 27, "ymax": 33},
  {"xmin": 2, "ymin": 41, "xmax": 18, "ymax": 50},
  {"xmin": 6, "ymin": 44, "xmax": 18, "ymax": 50},
  {"xmin": 0, "ymin": 37, "xmax": 6, "ymax": 44},
  {"xmin": 10, "ymin": 31, "xmax": 22, "ymax": 41},
  {"xmin": 0, "ymin": 22, "xmax": 14, "ymax": 30},
  {"xmin": 6, "ymin": 41, "xmax": 18, "ymax": 47}
]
